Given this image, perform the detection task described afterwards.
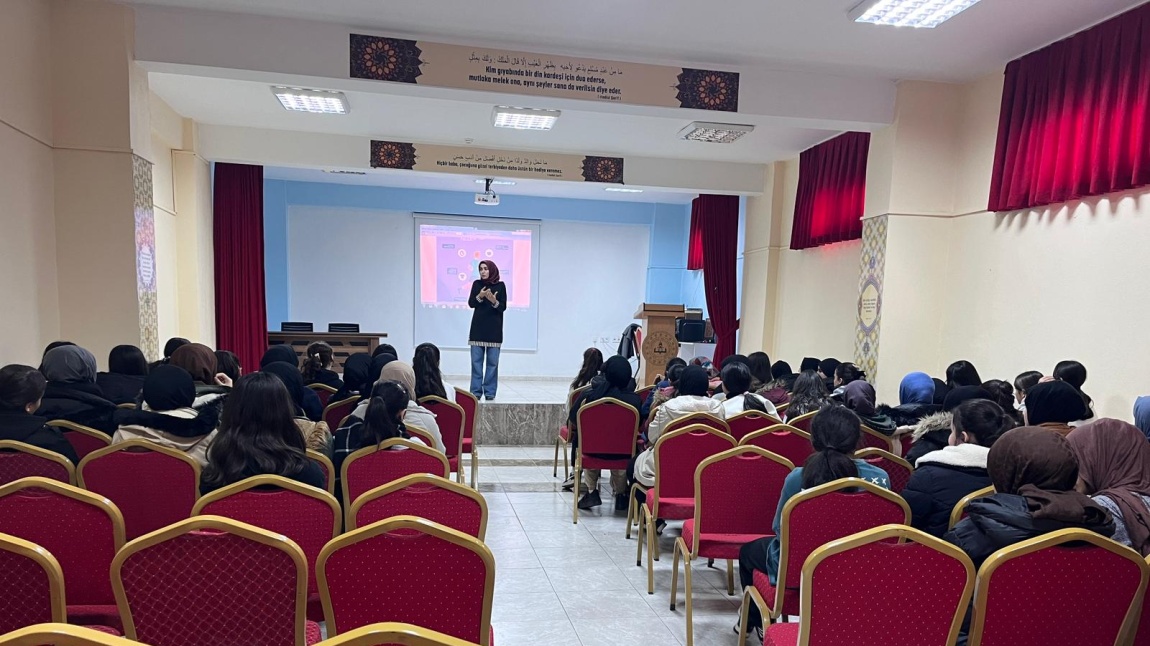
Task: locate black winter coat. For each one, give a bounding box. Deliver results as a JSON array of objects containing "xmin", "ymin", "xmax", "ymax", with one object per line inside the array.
[
  {"xmin": 304, "ymin": 368, "xmax": 343, "ymax": 390},
  {"xmin": 901, "ymin": 444, "xmax": 992, "ymax": 537},
  {"xmin": 876, "ymin": 403, "xmax": 943, "ymax": 429},
  {"xmin": 95, "ymin": 373, "xmax": 146, "ymax": 405},
  {"xmin": 34, "ymin": 383, "xmax": 118, "ymax": 434},
  {"xmin": 0, "ymin": 412, "xmax": 80, "ymax": 464}
]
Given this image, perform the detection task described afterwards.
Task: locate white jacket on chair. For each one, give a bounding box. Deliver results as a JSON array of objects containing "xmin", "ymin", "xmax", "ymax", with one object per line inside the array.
[{"xmin": 634, "ymin": 395, "xmax": 726, "ymax": 487}]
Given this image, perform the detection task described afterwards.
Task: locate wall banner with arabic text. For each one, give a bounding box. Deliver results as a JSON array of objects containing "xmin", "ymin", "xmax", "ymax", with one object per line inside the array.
[{"xmin": 370, "ymin": 141, "xmax": 624, "ymax": 184}]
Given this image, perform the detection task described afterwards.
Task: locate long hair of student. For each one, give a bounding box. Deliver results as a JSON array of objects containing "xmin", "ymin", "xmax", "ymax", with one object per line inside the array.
[
  {"xmin": 412, "ymin": 343, "xmax": 448, "ymax": 399},
  {"xmin": 301, "ymin": 342, "xmax": 334, "ymax": 382},
  {"xmin": 801, "ymin": 405, "xmax": 862, "ymax": 489},
  {"xmin": 571, "ymin": 347, "xmax": 605, "ymax": 390},
  {"xmin": 360, "ymin": 380, "xmax": 410, "ymax": 448}
]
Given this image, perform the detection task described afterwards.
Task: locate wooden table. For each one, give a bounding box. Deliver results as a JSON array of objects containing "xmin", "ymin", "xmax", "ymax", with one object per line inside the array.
[{"xmin": 266, "ymin": 332, "xmax": 389, "ymax": 371}]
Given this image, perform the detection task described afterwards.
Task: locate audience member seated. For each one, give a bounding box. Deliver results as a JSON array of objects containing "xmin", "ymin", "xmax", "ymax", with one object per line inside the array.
[
  {"xmin": 170, "ymin": 343, "xmax": 231, "ymax": 403},
  {"xmin": 260, "ymin": 345, "xmax": 323, "ymax": 421},
  {"xmin": 1013, "ymin": 370, "xmax": 1042, "ymax": 418},
  {"xmin": 736, "ymin": 406, "xmax": 890, "ymax": 638},
  {"xmin": 112, "ymin": 365, "xmax": 221, "ymax": 466},
  {"xmin": 330, "ymin": 352, "xmax": 371, "ymax": 403},
  {"xmin": 945, "ymin": 426, "xmax": 1114, "ymax": 568},
  {"xmin": 719, "ymin": 363, "xmax": 775, "ymax": 417},
  {"xmin": 876, "ymin": 371, "xmax": 941, "ymax": 428},
  {"xmin": 980, "ymin": 379, "xmax": 1019, "ymax": 423},
  {"xmin": 799, "ymin": 357, "xmax": 820, "ymax": 373},
  {"xmin": 1136, "ymin": 397, "xmax": 1150, "ymax": 441},
  {"xmin": 905, "ymin": 386, "xmax": 993, "ymax": 465},
  {"xmin": 348, "ymin": 361, "xmax": 444, "ymax": 452},
  {"xmin": 633, "ymin": 365, "xmax": 723, "ymax": 489},
  {"xmin": 262, "ymin": 361, "xmax": 333, "ymax": 456},
  {"xmin": 569, "ymin": 347, "xmax": 604, "ymax": 392},
  {"xmin": 214, "ymin": 349, "xmax": 242, "ymax": 382},
  {"xmin": 1066, "ymin": 419, "xmax": 1150, "ymax": 555},
  {"xmin": 199, "ymin": 372, "xmax": 325, "ymax": 495},
  {"xmin": 569, "ymin": 356, "xmax": 644, "ymax": 511},
  {"xmin": 332, "ymin": 380, "xmax": 411, "ymax": 487},
  {"xmin": 770, "ymin": 360, "xmax": 797, "ymax": 392},
  {"xmin": 301, "ymin": 341, "xmax": 343, "ymax": 390},
  {"xmin": 96, "ymin": 344, "xmax": 148, "ymax": 405},
  {"xmin": 1023, "ymin": 380, "xmax": 1088, "ymax": 436},
  {"xmin": 1054, "ymin": 359, "xmax": 1094, "ymax": 421},
  {"xmin": 749, "ymin": 351, "xmax": 789, "ymax": 406},
  {"xmin": 643, "ymin": 358, "xmax": 687, "ymax": 419},
  {"xmin": 35, "ymin": 345, "xmax": 117, "ymax": 434},
  {"xmin": 366, "ymin": 353, "xmax": 397, "ymax": 397},
  {"xmin": 902, "ymin": 400, "xmax": 1012, "ymax": 536},
  {"xmin": 784, "ymin": 370, "xmax": 831, "ymax": 418},
  {"xmin": 0, "ymin": 364, "xmax": 79, "ymax": 464},
  {"xmin": 148, "ymin": 336, "xmax": 189, "ymax": 372},
  {"xmin": 371, "ymin": 343, "xmax": 398, "ymax": 359},
  {"xmin": 931, "ymin": 377, "xmax": 951, "ymax": 406},
  {"xmin": 413, "ymin": 342, "xmax": 455, "ymax": 400},
  {"xmin": 817, "ymin": 357, "xmax": 841, "ymax": 392},
  {"xmin": 833, "ymin": 378, "xmax": 897, "ymax": 435},
  {"xmin": 946, "ymin": 360, "xmax": 983, "ymax": 389}
]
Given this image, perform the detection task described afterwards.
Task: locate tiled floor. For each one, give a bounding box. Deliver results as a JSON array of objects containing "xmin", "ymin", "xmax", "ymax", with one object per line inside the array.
[
  {"xmin": 446, "ymin": 377, "xmax": 572, "ymax": 404},
  {"xmin": 474, "ymin": 446, "xmax": 749, "ymax": 646}
]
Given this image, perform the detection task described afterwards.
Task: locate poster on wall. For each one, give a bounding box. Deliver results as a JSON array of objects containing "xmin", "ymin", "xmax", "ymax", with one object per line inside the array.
[
  {"xmin": 370, "ymin": 141, "xmax": 623, "ymax": 183},
  {"xmin": 350, "ymin": 34, "xmax": 739, "ymax": 112}
]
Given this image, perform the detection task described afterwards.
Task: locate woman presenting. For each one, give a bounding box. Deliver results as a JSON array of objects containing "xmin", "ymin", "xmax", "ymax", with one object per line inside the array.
[{"xmin": 468, "ymin": 260, "xmax": 507, "ymax": 400}]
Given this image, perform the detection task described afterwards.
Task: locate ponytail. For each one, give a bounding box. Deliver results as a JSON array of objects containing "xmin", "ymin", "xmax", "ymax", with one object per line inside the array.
[
  {"xmin": 359, "ymin": 381, "xmax": 409, "ymax": 449},
  {"xmin": 801, "ymin": 406, "xmax": 861, "ymax": 489},
  {"xmin": 302, "ymin": 342, "xmax": 333, "ymax": 382},
  {"xmin": 742, "ymin": 392, "xmax": 769, "ymax": 414},
  {"xmin": 952, "ymin": 399, "xmax": 1014, "ymax": 447}
]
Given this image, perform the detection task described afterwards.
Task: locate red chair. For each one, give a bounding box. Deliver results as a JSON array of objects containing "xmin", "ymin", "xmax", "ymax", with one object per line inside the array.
[
  {"xmin": 635, "ymin": 425, "xmax": 736, "ymax": 594},
  {"xmin": 0, "ymin": 478, "xmax": 125, "ymax": 630},
  {"xmin": 637, "ymin": 385, "xmax": 656, "ymax": 408},
  {"xmin": 307, "ymin": 449, "xmax": 337, "ymax": 497},
  {"xmin": 454, "ymin": 388, "xmax": 481, "ymax": 488},
  {"xmin": 947, "ymin": 485, "xmax": 995, "ymax": 531},
  {"xmin": 968, "ymin": 529, "xmax": 1148, "ymax": 646},
  {"xmin": 0, "ymin": 441, "xmax": 74, "ymax": 486},
  {"xmin": 315, "ymin": 622, "xmax": 489, "ymax": 646},
  {"xmin": 1135, "ymin": 554, "xmax": 1150, "ymax": 646},
  {"xmin": 309, "ymin": 383, "xmax": 337, "ymax": 408},
  {"xmin": 759, "ymin": 525, "xmax": 975, "ymax": 646},
  {"xmin": 45, "ymin": 421, "xmax": 111, "ymax": 461},
  {"xmin": 774, "ymin": 402, "xmax": 790, "ymax": 417},
  {"xmin": 855, "ymin": 449, "xmax": 913, "ymax": 494},
  {"xmin": 77, "ymin": 440, "xmax": 200, "ymax": 541},
  {"xmin": 740, "ymin": 425, "xmax": 814, "ymax": 468},
  {"xmin": 0, "ymin": 531, "xmax": 67, "ymax": 633},
  {"xmin": 192, "ymin": 475, "xmax": 341, "ymax": 622},
  {"xmin": 418, "ymin": 396, "xmax": 466, "ymax": 485},
  {"xmin": 672, "ymin": 447, "xmax": 793, "ymax": 646},
  {"xmin": 859, "ymin": 425, "xmax": 898, "ymax": 453},
  {"xmin": 341, "ymin": 439, "xmax": 451, "ymax": 507},
  {"xmin": 404, "ymin": 426, "xmax": 437, "ymax": 449},
  {"xmin": 0, "ymin": 625, "xmax": 134, "ymax": 645},
  {"xmin": 348, "ymin": 474, "xmax": 488, "ymax": 539},
  {"xmin": 665, "ymin": 413, "xmax": 731, "ymax": 437},
  {"xmin": 786, "ymin": 411, "xmax": 817, "ymax": 433},
  {"xmin": 317, "ymin": 516, "xmax": 494, "ymax": 645},
  {"xmin": 727, "ymin": 411, "xmax": 783, "ymax": 442},
  {"xmin": 572, "ymin": 397, "xmax": 640, "ymax": 525},
  {"xmin": 554, "ymin": 385, "xmax": 590, "ymax": 480},
  {"xmin": 111, "ymin": 516, "xmax": 321, "ymax": 645},
  {"xmin": 324, "ymin": 396, "xmax": 360, "ymax": 432},
  {"xmin": 738, "ymin": 478, "xmax": 911, "ymax": 643}
]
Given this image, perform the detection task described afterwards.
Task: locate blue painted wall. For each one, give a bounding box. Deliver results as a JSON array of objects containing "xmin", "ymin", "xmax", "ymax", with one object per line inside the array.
[{"xmin": 263, "ymin": 179, "xmax": 702, "ymax": 328}]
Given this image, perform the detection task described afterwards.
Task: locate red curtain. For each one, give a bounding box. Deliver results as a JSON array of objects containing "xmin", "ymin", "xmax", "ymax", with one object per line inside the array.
[
  {"xmin": 686, "ymin": 209, "xmax": 704, "ymax": 270},
  {"xmin": 692, "ymin": 195, "xmax": 740, "ymax": 364},
  {"xmin": 790, "ymin": 132, "xmax": 870, "ymax": 250},
  {"xmin": 989, "ymin": 3, "xmax": 1150, "ymax": 212},
  {"xmin": 213, "ymin": 163, "xmax": 267, "ymax": 372}
]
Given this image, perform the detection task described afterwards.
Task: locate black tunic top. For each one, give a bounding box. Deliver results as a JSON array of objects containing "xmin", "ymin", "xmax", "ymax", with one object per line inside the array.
[{"xmin": 468, "ymin": 280, "xmax": 507, "ymax": 346}]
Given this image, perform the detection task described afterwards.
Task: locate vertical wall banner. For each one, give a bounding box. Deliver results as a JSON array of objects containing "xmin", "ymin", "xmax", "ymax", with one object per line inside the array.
[
  {"xmin": 132, "ymin": 155, "xmax": 159, "ymax": 360},
  {"xmin": 855, "ymin": 215, "xmax": 886, "ymax": 382},
  {"xmin": 370, "ymin": 141, "xmax": 624, "ymax": 183},
  {"xmin": 350, "ymin": 34, "xmax": 739, "ymax": 112}
]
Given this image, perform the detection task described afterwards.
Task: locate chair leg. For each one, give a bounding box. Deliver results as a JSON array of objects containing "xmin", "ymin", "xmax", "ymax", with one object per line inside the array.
[
  {"xmin": 646, "ymin": 512, "xmax": 656, "ymax": 594},
  {"xmin": 571, "ymin": 463, "xmax": 582, "ymax": 524},
  {"xmin": 684, "ymin": 554, "xmax": 694, "ymax": 646},
  {"xmin": 553, "ymin": 438, "xmax": 560, "ymax": 477},
  {"xmin": 470, "ymin": 448, "xmax": 478, "ymax": 488},
  {"xmin": 670, "ymin": 538, "xmax": 682, "ymax": 611},
  {"xmin": 635, "ymin": 506, "xmax": 646, "ymax": 566},
  {"xmin": 563, "ymin": 442, "xmax": 569, "ymax": 480},
  {"xmin": 737, "ymin": 588, "xmax": 752, "ymax": 646},
  {"xmin": 457, "ymin": 459, "xmax": 465, "ymax": 484},
  {"xmin": 726, "ymin": 559, "xmax": 735, "ymax": 595}
]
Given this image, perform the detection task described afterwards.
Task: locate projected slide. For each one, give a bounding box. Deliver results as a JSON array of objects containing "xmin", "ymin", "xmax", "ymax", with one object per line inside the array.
[{"xmin": 419, "ymin": 224, "xmax": 533, "ymax": 309}]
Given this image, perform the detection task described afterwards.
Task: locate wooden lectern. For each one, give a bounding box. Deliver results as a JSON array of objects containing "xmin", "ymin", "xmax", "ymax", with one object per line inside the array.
[{"xmin": 634, "ymin": 303, "xmax": 684, "ymax": 386}]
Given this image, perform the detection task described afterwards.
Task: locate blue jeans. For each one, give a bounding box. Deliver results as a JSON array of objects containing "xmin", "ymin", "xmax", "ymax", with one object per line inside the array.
[{"xmin": 470, "ymin": 345, "xmax": 500, "ymax": 399}]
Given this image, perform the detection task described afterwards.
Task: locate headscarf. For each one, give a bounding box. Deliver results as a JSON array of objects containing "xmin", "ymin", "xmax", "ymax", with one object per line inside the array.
[
  {"xmin": 932, "ymin": 378, "xmax": 951, "ymax": 406},
  {"xmin": 41, "ymin": 346, "xmax": 98, "ymax": 384},
  {"xmin": 262, "ymin": 361, "xmax": 307, "ymax": 413},
  {"xmin": 819, "ymin": 358, "xmax": 841, "ymax": 377},
  {"xmin": 1067, "ymin": 419, "xmax": 1150, "ymax": 555},
  {"xmin": 771, "ymin": 361, "xmax": 793, "ymax": 380},
  {"xmin": 1134, "ymin": 397, "xmax": 1150, "ymax": 442},
  {"xmin": 170, "ymin": 343, "xmax": 218, "ymax": 385},
  {"xmin": 899, "ymin": 372, "xmax": 935, "ymax": 406},
  {"xmin": 589, "ymin": 355, "xmax": 632, "ymax": 401},
  {"xmin": 342, "ymin": 353, "xmax": 372, "ymax": 393},
  {"xmin": 260, "ymin": 345, "xmax": 298, "ymax": 369},
  {"xmin": 480, "ymin": 260, "xmax": 501, "ymax": 284},
  {"xmin": 1025, "ymin": 381, "xmax": 1088, "ymax": 425},
  {"xmin": 800, "ymin": 358, "xmax": 820, "ymax": 372},
  {"xmin": 379, "ymin": 361, "xmax": 417, "ymax": 400},
  {"xmin": 142, "ymin": 365, "xmax": 196, "ymax": 411},
  {"xmin": 369, "ymin": 354, "xmax": 398, "ymax": 390},
  {"xmin": 841, "ymin": 380, "xmax": 877, "ymax": 417},
  {"xmin": 943, "ymin": 386, "xmax": 991, "ymax": 412},
  {"xmin": 678, "ymin": 365, "xmax": 710, "ymax": 397}
]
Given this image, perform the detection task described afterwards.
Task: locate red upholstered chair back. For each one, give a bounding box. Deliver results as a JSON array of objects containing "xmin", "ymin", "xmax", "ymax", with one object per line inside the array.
[
  {"xmin": 858, "ymin": 425, "xmax": 896, "ymax": 453},
  {"xmin": 112, "ymin": 516, "xmax": 308, "ymax": 645},
  {"xmin": 567, "ymin": 385, "xmax": 590, "ymax": 411},
  {"xmin": 349, "ymin": 474, "xmax": 488, "ymax": 539},
  {"xmin": 454, "ymin": 388, "xmax": 479, "ymax": 443},
  {"xmin": 192, "ymin": 476, "xmax": 340, "ymax": 598},
  {"xmin": 309, "ymin": 383, "xmax": 337, "ymax": 408},
  {"xmin": 636, "ymin": 385, "xmax": 656, "ymax": 408},
  {"xmin": 856, "ymin": 449, "xmax": 913, "ymax": 494},
  {"xmin": 726, "ymin": 411, "xmax": 781, "ymax": 441},
  {"xmin": 418, "ymin": 397, "xmax": 465, "ymax": 459},
  {"xmin": 800, "ymin": 525, "xmax": 975, "ymax": 646},
  {"xmin": 0, "ymin": 531, "xmax": 67, "ymax": 632},
  {"xmin": 1135, "ymin": 555, "xmax": 1150, "ymax": 646},
  {"xmin": 692, "ymin": 447, "xmax": 791, "ymax": 549},
  {"xmin": 665, "ymin": 413, "xmax": 731, "ymax": 437},
  {"xmin": 341, "ymin": 439, "xmax": 451, "ymax": 507},
  {"xmin": 739, "ymin": 425, "xmax": 813, "ymax": 468},
  {"xmin": 0, "ymin": 478, "xmax": 124, "ymax": 607},
  {"xmin": 0, "ymin": 441, "xmax": 74, "ymax": 486},
  {"xmin": 318, "ymin": 516, "xmax": 494, "ymax": 645},
  {"xmin": 779, "ymin": 479, "xmax": 910, "ymax": 592},
  {"xmin": 653, "ymin": 425, "xmax": 736, "ymax": 502},
  {"xmin": 77, "ymin": 440, "xmax": 200, "ymax": 541},
  {"xmin": 324, "ymin": 397, "xmax": 360, "ymax": 433},
  {"xmin": 787, "ymin": 411, "xmax": 817, "ymax": 433},
  {"xmin": 969, "ymin": 530, "xmax": 1148, "ymax": 646},
  {"xmin": 45, "ymin": 421, "xmax": 111, "ymax": 461},
  {"xmin": 307, "ymin": 449, "xmax": 336, "ymax": 496},
  {"xmin": 576, "ymin": 398, "xmax": 640, "ymax": 458}
]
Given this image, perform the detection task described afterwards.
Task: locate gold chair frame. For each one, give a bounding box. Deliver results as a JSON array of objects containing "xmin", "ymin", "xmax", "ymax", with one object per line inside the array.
[
  {"xmin": 726, "ymin": 410, "xmax": 785, "ymax": 433},
  {"xmin": 947, "ymin": 485, "xmax": 995, "ymax": 531},
  {"xmin": 316, "ymin": 621, "xmax": 484, "ymax": 646},
  {"xmin": 307, "ymin": 449, "xmax": 338, "ymax": 497},
  {"xmin": 785, "ymin": 410, "xmax": 817, "ymax": 430},
  {"xmin": 663, "ymin": 413, "xmax": 733, "ymax": 437},
  {"xmin": 572, "ymin": 397, "xmax": 640, "ymax": 525},
  {"xmin": 192, "ymin": 474, "xmax": 342, "ymax": 539},
  {"xmin": 340, "ymin": 439, "xmax": 451, "ymax": 508},
  {"xmin": 0, "ymin": 531, "xmax": 68, "ymax": 623},
  {"xmin": 453, "ymin": 387, "xmax": 482, "ymax": 488},
  {"xmin": 859, "ymin": 425, "xmax": 898, "ymax": 454},
  {"xmin": 77, "ymin": 439, "xmax": 202, "ymax": 500},
  {"xmin": 0, "ymin": 624, "xmax": 138, "ymax": 645},
  {"xmin": 853, "ymin": 448, "xmax": 913, "ymax": 486},
  {"xmin": 417, "ymin": 396, "xmax": 467, "ymax": 485},
  {"xmin": 347, "ymin": 473, "xmax": 489, "ymax": 539},
  {"xmin": 0, "ymin": 476, "xmax": 126, "ymax": 551},
  {"xmin": 309, "ymin": 383, "xmax": 339, "ymax": 394},
  {"xmin": 44, "ymin": 421, "xmax": 112, "ymax": 453},
  {"xmin": 553, "ymin": 386, "xmax": 590, "ymax": 481},
  {"xmin": 0, "ymin": 441, "xmax": 76, "ymax": 485}
]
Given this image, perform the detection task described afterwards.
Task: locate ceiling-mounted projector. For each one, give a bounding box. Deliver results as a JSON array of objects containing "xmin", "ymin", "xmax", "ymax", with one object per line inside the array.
[{"xmin": 475, "ymin": 177, "xmax": 500, "ymax": 206}]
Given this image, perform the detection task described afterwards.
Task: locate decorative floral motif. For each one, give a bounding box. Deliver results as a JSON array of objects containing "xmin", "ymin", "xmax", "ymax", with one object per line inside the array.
[
  {"xmin": 350, "ymin": 35, "xmax": 424, "ymax": 83},
  {"xmin": 676, "ymin": 69, "xmax": 740, "ymax": 112},
  {"xmin": 581, "ymin": 156, "xmax": 624, "ymax": 184},
  {"xmin": 370, "ymin": 141, "xmax": 418, "ymax": 170}
]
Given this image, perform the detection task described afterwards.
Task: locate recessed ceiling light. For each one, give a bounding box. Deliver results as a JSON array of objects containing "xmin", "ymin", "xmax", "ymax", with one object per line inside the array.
[
  {"xmin": 272, "ymin": 86, "xmax": 349, "ymax": 114},
  {"xmin": 678, "ymin": 122, "xmax": 754, "ymax": 144},
  {"xmin": 605, "ymin": 187, "xmax": 644, "ymax": 193},
  {"xmin": 850, "ymin": 0, "xmax": 982, "ymax": 28},
  {"xmin": 492, "ymin": 106, "xmax": 561, "ymax": 130},
  {"xmin": 475, "ymin": 179, "xmax": 517, "ymax": 186}
]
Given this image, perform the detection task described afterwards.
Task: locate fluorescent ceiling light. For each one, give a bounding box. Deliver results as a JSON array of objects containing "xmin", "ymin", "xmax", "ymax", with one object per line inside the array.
[
  {"xmin": 678, "ymin": 122, "xmax": 754, "ymax": 144},
  {"xmin": 850, "ymin": 0, "xmax": 982, "ymax": 28},
  {"xmin": 605, "ymin": 187, "xmax": 644, "ymax": 193},
  {"xmin": 272, "ymin": 86, "xmax": 349, "ymax": 114},
  {"xmin": 492, "ymin": 106, "xmax": 561, "ymax": 130},
  {"xmin": 475, "ymin": 179, "xmax": 517, "ymax": 186}
]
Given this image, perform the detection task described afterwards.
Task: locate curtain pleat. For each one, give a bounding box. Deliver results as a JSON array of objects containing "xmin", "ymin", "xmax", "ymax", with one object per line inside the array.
[{"xmin": 213, "ymin": 163, "xmax": 267, "ymax": 372}]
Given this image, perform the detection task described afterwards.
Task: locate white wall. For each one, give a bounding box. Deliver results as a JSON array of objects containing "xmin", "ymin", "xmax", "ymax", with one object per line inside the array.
[{"xmin": 285, "ymin": 206, "xmax": 650, "ymax": 378}]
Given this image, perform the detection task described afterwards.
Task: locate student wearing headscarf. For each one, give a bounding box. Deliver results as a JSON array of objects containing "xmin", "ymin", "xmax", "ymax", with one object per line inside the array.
[
  {"xmin": 260, "ymin": 344, "xmax": 299, "ymax": 368},
  {"xmin": 633, "ymin": 365, "xmax": 724, "ymax": 489},
  {"xmin": 170, "ymin": 343, "xmax": 230, "ymax": 403},
  {"xmin": 1135, "ymin": 397, "xmax": 1150, "ymax": 442},
  {"xmin": 262, "ymin": 361, "xmax": 333, "ymax": 455},
  {"xmin": 348, "ymin": 360, "xmax": 444, "ymax": 453},
  {"xmin": 112, "ymin": 365, "xmax": 222, "ymax": 466},
  {"xmin": 35, "ymin": 345, "xmax": 117, "ymax": 433},
  {"xmin": 1067, "ymin": 419, "xmax": 1150, "ymax": 556},
  {"xmin": 257, "ymin": 345, "xmax": 324, "ymax": 421},
  {"xmin": 904, "ymin": 386, "xmax": 994, "ymax": 466},
  {"xmin": 818, "ymin": 358, "xmax": 841, "ymax": 392},
  {"xmin": 330, "ymin": 353, "xmax": 371, "ymax": 403},
  {"xmin": 877, "ymin": 371, "xmax": 942, "ymax": 428},
  {"xmin": 96, "ymin": 345, "xmax": 149, "ymax": 405},
  {"xmin": 567, "ymin": 356, "xmax": 644, "ymax": 511},
  {"xmin": 799, "ymin": 357, "xmax": 820, "ymax": 373},
  {"xmin": 1023, "ymin": 380, "xmax": 1088, "ymax": 436},
  {"xmin": 834, "ymin": 380, "xmax": 897, "ymax": 435}
]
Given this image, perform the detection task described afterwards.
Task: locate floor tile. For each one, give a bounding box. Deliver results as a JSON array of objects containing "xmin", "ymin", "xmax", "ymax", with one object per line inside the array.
[
  {"xmin": 557, "ymin": 588, "xmax": 660, "ymax": 619},
  {"xmin": 493, "ymin": 618, "xmax": 582, "ymax": 646},
  {"xmin": 572, "ymin": 615, "xmax": 679, "ymax": 646},
  {"xmin": 493, "ymin": 567, "xmax": 555, "ymax": 595},
  {"xmin": 491, "ymin": 591, "xmax": 568, "ymax": 624}
]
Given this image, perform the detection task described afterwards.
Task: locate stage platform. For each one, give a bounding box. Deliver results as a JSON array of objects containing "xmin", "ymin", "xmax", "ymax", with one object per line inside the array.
[{"xmin": 445, "ymin": 377, "xmax": 570, "ymax": 446}]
